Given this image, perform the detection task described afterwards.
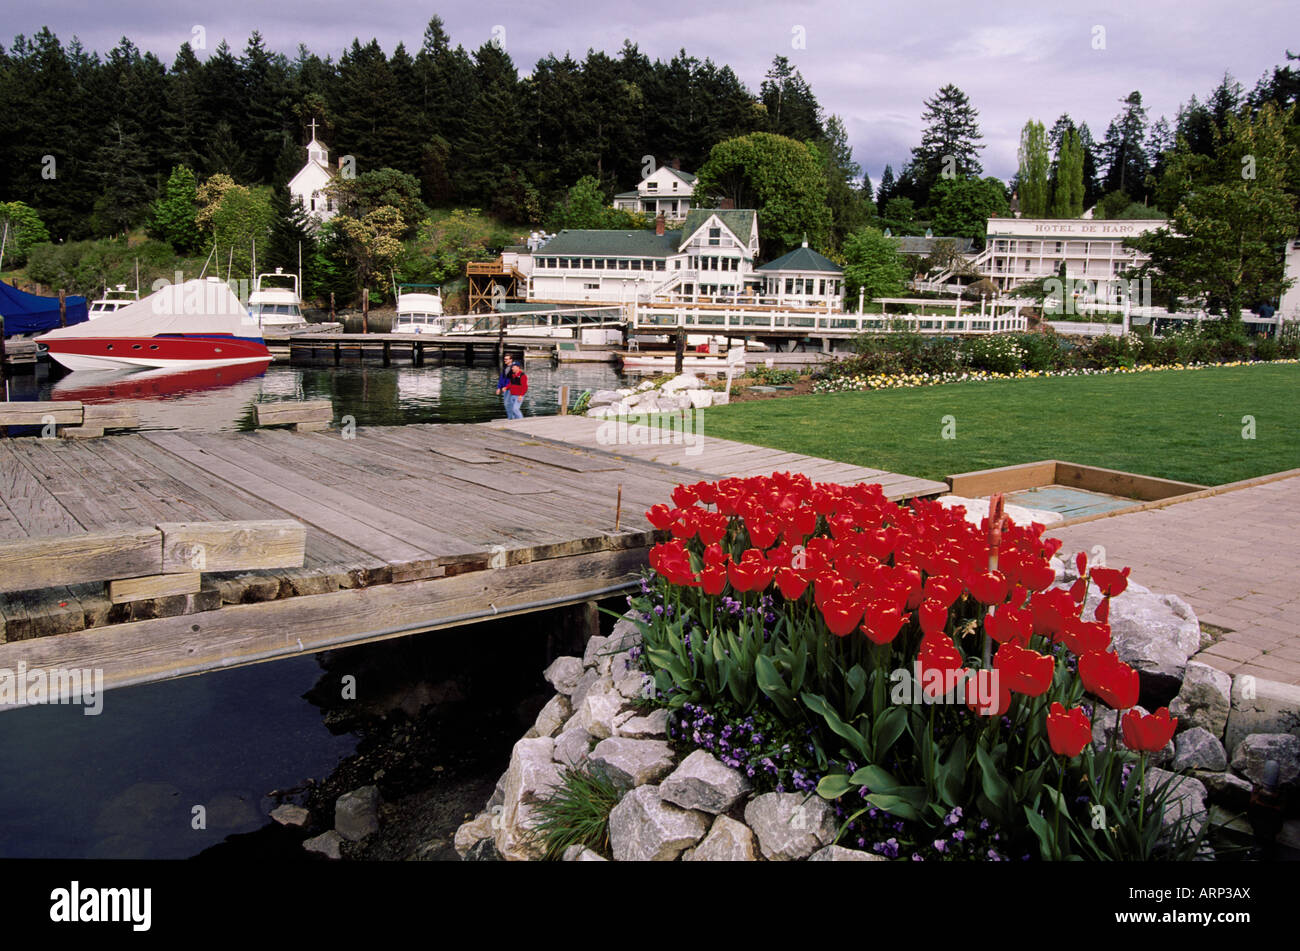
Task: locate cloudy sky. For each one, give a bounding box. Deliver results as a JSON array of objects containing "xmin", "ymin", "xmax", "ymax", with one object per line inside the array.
[{"xmin": 10, "ymin": 0, "xmax": 1296, "ymax": 185}]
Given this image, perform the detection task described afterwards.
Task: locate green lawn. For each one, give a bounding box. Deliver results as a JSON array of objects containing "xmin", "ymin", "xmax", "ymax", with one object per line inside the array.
[{"xmin": 703, "ymin": 364, "xmax": 1300, "ymax": 486}]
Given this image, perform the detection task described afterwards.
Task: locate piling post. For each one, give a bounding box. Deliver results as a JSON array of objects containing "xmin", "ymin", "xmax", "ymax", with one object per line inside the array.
[
  {"xmin": 59, "ymin": 289, "xmax": 67, "ymax": 328},
  {"xmin": 558, "ymin": 384, "xmax": 570, "ymax": 415},
  {"xmin": 329, "ymin": 292, "xmax": 336, "ymax": 321},
  {"xmin": 497, "ymin": 314, "xmax": 506, "ymax": 368},
  {"xmin": 382, "ymin": 340, "xmax": 391, "ymax": 367},
  {"xmin": 0, "ymin": 316, "xmax": 7, "ymax": 380},
  {"xmin": 362, "ymin": 288, "xmax": 369, "ymax": 334},
  {"xmin": 674, "ymin": 327, "xmax": 685, "ymax": 374}
]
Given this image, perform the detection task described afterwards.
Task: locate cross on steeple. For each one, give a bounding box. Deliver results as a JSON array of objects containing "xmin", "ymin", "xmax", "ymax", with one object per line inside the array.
[{"xmin": 307, "ymin": 118, "xmax": 319, "ymax": 141}]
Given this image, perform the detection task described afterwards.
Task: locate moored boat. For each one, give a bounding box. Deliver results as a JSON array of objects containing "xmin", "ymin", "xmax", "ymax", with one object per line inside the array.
[
  {"xmin": 87, "ymin": 284, "xmax": 139, "ymax": 320},
  {"xmin": 248, "ymin": 269, "xmax": 307, "ymax": 330},
  {"xmin": 392, "ymin": 283, "xmax": 444, "ymax": 334},
  {"xmin": 36, "ymin": 277, "xmax": 272, "ymax": 371}
]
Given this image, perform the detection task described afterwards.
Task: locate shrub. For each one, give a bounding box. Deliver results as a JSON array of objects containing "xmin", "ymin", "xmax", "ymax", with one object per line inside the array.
[
  {"xmin": 528, "ymin": 762, "xmax": 625, "ymax": 860},
  {"xmin": 961, "ymin": 334, "xmax": 1027, "ymax": 373}
]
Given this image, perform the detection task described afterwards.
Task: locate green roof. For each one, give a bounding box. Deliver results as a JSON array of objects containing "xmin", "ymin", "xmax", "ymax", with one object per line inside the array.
[
  {"xmin": 757, "ymin": 245, "xmax": 842, "ymax": 274},
  {"xmin": 680, "ymin": 208, "xmax": 757, "ymax": 248},
  {"xmin": 538, "ymin": 229, "xmax": 683, "ymax": 257}
]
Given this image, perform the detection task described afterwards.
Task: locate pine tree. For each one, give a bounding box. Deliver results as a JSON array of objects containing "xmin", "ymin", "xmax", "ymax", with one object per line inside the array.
[
  {"xmin": 90, "ymin": 120, "xmax": 153, "ymax": 235},
  {"xmin": 1100, "ymin": 91, "xmax": 1149, "ymax": 200},
  {"xmin": 876, "ymin": 164, "xmax": 896, "ymax": 207},
  {"xmin": 265, "ymin": 184, "xmax": 318, "ymax": 291},
  {"xmin": 760, "ymin": 56, "xmax": 823, "ymax": 142},
  {"xmin": 910, "ymin": 84, "xmax": 984, "ymax": 207}
]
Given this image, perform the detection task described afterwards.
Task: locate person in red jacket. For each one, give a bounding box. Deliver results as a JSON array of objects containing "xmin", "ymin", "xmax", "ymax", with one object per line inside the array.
[{"xmin": 504, "ymin": 362, "xmax": 528, "ymax": 419}]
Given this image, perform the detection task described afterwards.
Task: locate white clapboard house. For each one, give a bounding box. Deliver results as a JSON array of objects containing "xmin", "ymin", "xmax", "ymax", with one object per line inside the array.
[{"xmin": 612, "ymin": 164, "xmax": 697, "ymax": 221}]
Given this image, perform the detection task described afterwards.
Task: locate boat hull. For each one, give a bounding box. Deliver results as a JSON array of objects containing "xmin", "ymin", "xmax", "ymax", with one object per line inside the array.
[{"xmin": 41, "ymin": 335, "xmax": 272, "ymax": 371}]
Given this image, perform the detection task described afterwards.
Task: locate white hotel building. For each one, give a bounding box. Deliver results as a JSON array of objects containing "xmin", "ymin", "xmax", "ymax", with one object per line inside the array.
[{"xmin": 980, "ymin": 218, "xmax": 1167, "ymax": 298}]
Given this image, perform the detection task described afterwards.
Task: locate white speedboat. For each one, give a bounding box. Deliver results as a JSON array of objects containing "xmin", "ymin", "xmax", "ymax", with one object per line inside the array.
[
  {"xmin": 248, "ymin": 269, "xmax": 308, "ymax": 331},
  {"xmin": 87, "ymin": 284, "xmax": 139, "ymax": 319},
  {"xmin": 393, "ymin": 284, "xmax": 444, "ymax": 334},
  {"xmin": 36, "ymin": 277, "xmax": 272, "ymax": 371}
]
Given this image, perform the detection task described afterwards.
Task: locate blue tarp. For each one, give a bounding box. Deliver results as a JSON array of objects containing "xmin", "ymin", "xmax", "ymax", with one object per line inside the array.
[{"xmin": 0, "ymin": 282, "xmax": 89, "ymax": 336}]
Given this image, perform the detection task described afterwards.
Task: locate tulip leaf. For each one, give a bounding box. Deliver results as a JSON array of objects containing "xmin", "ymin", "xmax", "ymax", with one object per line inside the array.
[
  {"xmin": 1024, "ymin": 803, "xmax": 1057, "ymax": 861},
  {"xmin": 647, "ymin": 648, "xmax": 689, "ymax": 684},
  {"xmin": 865, "ymin": 787, "xmax": 928, "ymax": 823},
  {"xmin": 937, "ymin": 736, "xmax": 967, "ymax": 806},
  {"xmin": 871, "ymin": 705, "xmax": 908, "ymax": 761},
  {"xmin": 849, "ymin": 764, "xmax": 899, "ymax": 792},
  {"xmin": 755, "ymin": 654, "xmax": 799, "ymax": 720},
  {"xmin": 975, "ymin": 743, "xmax": 1015, "ymax": 821},
  {"xmin": 816, "ymin": 773, "xmax": 853, "ymax": 800},
  {"xmin": 801, "ymin": 691, "xmax": 870, "ymax": 760},
  {"xmin": 846, "ymin": 664, "xmax": 868, "ymax": 718}
]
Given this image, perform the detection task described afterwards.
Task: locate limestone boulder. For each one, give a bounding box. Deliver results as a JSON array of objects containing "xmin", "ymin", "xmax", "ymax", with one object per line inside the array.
[
  {"xmin": 658, "ymin": 749, "xmax": 752, "ymax": 814},
  {"xmin": 1225, "ymin": 676, "xmax": 1300, "ymax": 757},
  {"xmin": 589, "ymin": 737, "xmax": 677, "ymax": 789},
  {"xmin": 495, "ymin": 737, "xmax": 561, "ymax": 861},
  {"xmin": 1169, "ymin": 662, "xmax": 1232, "ymax": 740},
  {"xmin": 608, "ymin": 786, "xmax": 709, "ymax": 861},
  {"xmin": 1172, "ymin": 727, "xmax": 1227, "ymax": 772},
  {"xmin": 1229, "ymin": 733, "xmax": 1300, "ymax": 791},
  {"xmin": 684, "ymin": 815, "xmax": 757, "ymax": 861},
  {"xmin": 744, "ymin": 793, "xmax": 837, "ymax": 861}
]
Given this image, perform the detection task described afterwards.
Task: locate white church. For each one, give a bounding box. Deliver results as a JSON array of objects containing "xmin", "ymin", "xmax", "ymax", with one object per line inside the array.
[{"xmin": 288, "ymin": 121, "xmax": 339, "ymax": 226}]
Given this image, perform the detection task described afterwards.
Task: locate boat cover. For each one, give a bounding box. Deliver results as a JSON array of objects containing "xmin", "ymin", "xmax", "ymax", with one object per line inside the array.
[{"xmin": 0, "ymin": 282, "xmax": 88, "ymax": 335}]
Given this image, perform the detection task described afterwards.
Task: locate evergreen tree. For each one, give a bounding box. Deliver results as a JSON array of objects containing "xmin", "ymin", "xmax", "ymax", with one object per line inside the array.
[
  {"xmin": 457, "ymin": 41, "xmax": 523, "ymax": 205},
  {"xmin": 89, "ymin": 120, "xmax": 153, "ymax": 235},
  {"xmin": 1100, "ymin": 91, "xmax": 1149, "ymax": 201},
  {"xmin": 1017, "ymin": 119, "xmax": 1050, "ymax": 217},
  {"xmin": 146, "ymin": 165, "xmax": 202, "ymax": 253},
  {"xmin": 909, "ymin": 84, "xmax": 984, "ymax": 207},
  {"xmin": 876, "ymin": 164, "xmax": 897, "ymax": 207},
  {"xmin": 760, "ymin": 56, "xmax": 823, "ymax": 142},
  {"xmin": 265, "ymin": 183, "xmax": 318, "ymax": 290},
  {"xmin": 1077, "ymin": 122, "xmax": 1103, "ymax": 209},
  {"xmin": 165, "ymin": 43, "xmax": 207, "ymax": 172},
  {"xmin": 1049, "ymin": 128, "xmax": 1085, "ymax": 218}
]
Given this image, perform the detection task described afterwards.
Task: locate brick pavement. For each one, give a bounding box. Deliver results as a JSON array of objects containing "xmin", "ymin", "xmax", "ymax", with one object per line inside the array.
[{"xmin": 1048, "ymin": 475, "xmax": 1300, "ymax": 685}]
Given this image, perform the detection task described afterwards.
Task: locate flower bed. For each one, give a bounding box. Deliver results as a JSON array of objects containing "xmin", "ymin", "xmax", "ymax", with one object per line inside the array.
[
  {"xmin": 631, "ymin": 474, "xmax": 1207, "ymax": 860},
  {"xmin": 811, "ymin": 359, "xmax": 1300, "ymax": 394}
]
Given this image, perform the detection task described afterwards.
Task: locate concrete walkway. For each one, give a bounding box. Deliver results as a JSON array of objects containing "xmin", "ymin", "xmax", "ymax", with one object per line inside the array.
[{"xmin": 1049, "ymin": 474, "xmax": 1300, "ymax": 685}]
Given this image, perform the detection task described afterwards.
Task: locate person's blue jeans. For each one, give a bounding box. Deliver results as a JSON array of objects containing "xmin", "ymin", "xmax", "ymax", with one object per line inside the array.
[{"xmin": 504, "ymin": 392, "xmax": 523, "ymax": 419}]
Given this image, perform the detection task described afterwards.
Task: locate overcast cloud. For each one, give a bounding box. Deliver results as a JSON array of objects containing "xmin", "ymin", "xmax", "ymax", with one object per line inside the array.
[{"xmin": 8, "ymin": 0, "xmax": 1295, "ymax": 185}]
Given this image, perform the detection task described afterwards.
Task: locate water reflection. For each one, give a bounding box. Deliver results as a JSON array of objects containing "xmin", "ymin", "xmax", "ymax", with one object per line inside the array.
[{"xmin": 31, "ymin": 359, "xmax": 629, "ymax": 431}]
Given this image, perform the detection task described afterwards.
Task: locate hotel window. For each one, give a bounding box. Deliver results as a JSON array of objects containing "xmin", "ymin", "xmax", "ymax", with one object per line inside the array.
[
  {"xmin": 646, "ymin": 182, "xmax": 658, "ymax": 191},
  {"xmin": 655, "ymin": 260, "xmax": 665, "ymax": 271},
  {"xmin": 785, "ymin": 278, "xmax": 794, "ymax": 295},
  {"xmin": 593, "ymin": 258, "xmax": 604, "ymax": 269},
  {"xmin": 708, "ymin": 227, "xmax": 721, "ymax": 247},
  {"xmin": 582, "ymin": 258, "xmax": 593, "ymax": 269}
]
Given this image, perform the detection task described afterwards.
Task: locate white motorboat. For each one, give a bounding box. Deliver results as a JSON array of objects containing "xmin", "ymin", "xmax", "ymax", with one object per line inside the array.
[
  {"xmin": 248, "ymin": 269, "xmax": 308, "ymax": 331},
  {"xmin": 393, "ymin": 283, "xmax": 444, "ymax": 334},
  {"xmin": 87, "ymin": 284, "xmax": 140, "ymax": 320}
]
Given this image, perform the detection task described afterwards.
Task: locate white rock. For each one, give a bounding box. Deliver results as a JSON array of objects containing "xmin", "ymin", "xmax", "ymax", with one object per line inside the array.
[
  {"xmin": 687, "ymin": 388, "xmax": 714, "ymax": 409},
  {"xmin": 660, "ymin": 373, "xmax": 703, "ymax": 394},
  {"xmin": 543, "ymin": 656, "xmax": 584, "ymax": 695},
  {"xmin": 495, "ymin": 736, "xmax": 561, "ymax": 861},
  {"xmin": 589, "ymin": 737, "xmax": 677, "ymax": 788},
  {"xmin": 1144, "ymin": 767, "xmax": 1208, "ymax": 841},
  {"xmin": 608, "ymin": 785, "xmax": 710, "ymax": 861},
  {"xmin": 1225, "ymin": 675, "xmax": 1300, "ymax": 757},
  {"xmin": 808, "ymin": 845, "xmax": 888, "ymax": 861},
  {"xmin": 936, "ymin": 495, "xmax": 1063, "ymax": 527},
  {"xmin": 583, "ymin": 634, "xmax": 612, "ymax": 673},
  {"xmin": 304, "ymin": 830, "xmax": 343, "ymax": 860},
  {"xmin": 711, "ymin": 392, "xmax": 730, "ymax": 405},
  {"xmin": 1172, "ymin": 727, "xmax": 1227, "ymax": 772},
  {"xmin": 1088, "ymin": 587, "xmax": 1201, "ymax": 696},
  {"xmin": 658, "ymin": 749, "xmax": 752, "ymax": 814},
  {"xmin": 524, "ymin": 693, "xmax": 571, "ymax": 739},
  {"xmin": 454, "ymin": 812, "xmax": 496, "ymax": 858},
  {"xmin": 553, "ymin": 726, "xmax": 594, "ymax": 767},
  {"xmin": 616, "ymin": 672, "xmax": 654, "ymax": 700},
  {"xmin": 685, "ymin": 815, "xmax": 757, "ymax": 861},
  {"xmin": 636, "ymin": 380, "xmax": 656, "ymax": 392},
  {"xmin": 1170, "ymin": 662, "xmax": 1233, "ymax": 741},
  {"xmin": 1230, "ymin": 733, "xmax": 1300, "ymax": 790},
  {"xmin": 561, "ymin": 844, "xmax": 609, "ymax": 861},
  {"xmin": 744, "ymin": 793, "xmax": 838, "ymax": 860},
  {"xmin": 270, "ymin": 804, "xmax": 309, "ymax": 827},
  {"xmin": 615, "ymin": 707, "xmax": 670, "ymax": 739},
  {"xmin": 578, "ymin": 688, "xmax": 625, "ymax": 739}
]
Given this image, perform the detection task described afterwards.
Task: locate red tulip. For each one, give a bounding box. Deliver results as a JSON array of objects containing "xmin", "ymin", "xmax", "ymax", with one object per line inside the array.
[
  {"xmin": 746, "ymin": 517, "xmax": 779, "ymax": 550},
  {"xmin": 1121, "ymin": 707, "xmax": 1177, "ymax": 752},
  {"xmin": 727, "ymin": 550, "xmax": 772, "ymax": 593},
  {"xmin": 813, "ymin": 573, "xmax": 853, "ymax": 611},
  {"xmin": 821, "ymin": 595, "xmax": 864, "ymax": 638},
  {"xmin": 1078, "ymin": 650, "xmax": 1140, "ymax": 710},
  {"xmin": 774, "ymin": 566, "xmax": 809, "ymax": 601},
  {"xmin": 646, "ymin": 504, "xmax": 678, "ymax": 530},
  {"xmin": 1030, "ymin": 588, "xmax": 1079, "ymax": 638},
  {"xmin": 671, "ymin": 484, "xmax": 699, "ymax": 509},
  {"xmin": 968, "ymin": 569, "xmax": 1009, "ymax": 606},
  {"xmin": 697, "ymin": 512, "xmax": 729, "ymax": 546},
  {"xmin": 1059, "ymin": 617, "xmax": 1111, "ymax": 656},
  {"xmin": 860, "ymin": 602, "xmax": 907, "ymax": 645},
  {"xmin": 923, "ymin": 575, "xmax": 963, "ymax": 608},
  {"xmin": 967, "ymin": 674, "xmax": 1012, "ymax": 717},
  {"xmin": 1091, "ymin": 566, "xmax": 1131, "ymax": 598},
  {"xmin": 1068, "ymin": 576, "xmax": 1089, "ymax": 604},
  {"xmin": 918, "ymin": 598, "xmax": 948, "ymax": 637},
  {"xmin": 994, "ymin": 641, "xmax": 1055, "ymax": 697},
  {"xmin": 1020, "ymin": 558, "xmax": 1058, "ymax": 592},
  {"xmin": 984, "ymin": 604, "xmax": 1034, "ymax": 645},
  {"xmin": 918, "ymin": 635, "xmax": 966, "ymax": 700},
  {"xmin": 699, "ymin": 563, "xmax": 727, "ymax": 596},
  {"xmin": 1075, "ymin": 551, "xmax": 1088, "ymax": 577},
  {"xmin": 1046, "ymin": 702, "xmax": 1092, "ymax": 757},
  {"xmin": 702, "ymin": 543, "xmax": 727, "ymax": 567},
  {"xmin": 1094, "ymin": 597, "xmax": 1111, "ymax": 624}
]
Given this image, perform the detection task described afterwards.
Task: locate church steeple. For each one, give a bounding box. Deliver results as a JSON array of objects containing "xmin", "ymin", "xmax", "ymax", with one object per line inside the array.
[{"xmin": 306, "ymin": 118, "xmax": 328, "ymax": 165}]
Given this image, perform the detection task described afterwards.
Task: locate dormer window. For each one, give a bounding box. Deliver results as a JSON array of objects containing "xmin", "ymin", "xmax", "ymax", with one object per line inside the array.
[
  {"xmin": 708, "ymin": 227, "xmax": 721, "ymax": 247},
  {"xmin": 646, "ymin": 182, "xmax": 658, "ymax": 191}
]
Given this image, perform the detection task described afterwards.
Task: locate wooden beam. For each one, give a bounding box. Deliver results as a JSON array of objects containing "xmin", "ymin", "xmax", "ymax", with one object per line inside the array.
[
  {"xmin": 1053, "ymin": 461, "xmax": 1206, "ymax": 502},
  {"xmin": 0, "ymin": 546, "xmax": 648, "ymax": 698},
  {"xmin": 0, "ymin": 401, "xmax": 84, "ymax": 426},
  {"xmin": 157, "ymin": 520, "xmax": 306, "ymax": 573},
  {"xmin": 83, "ymin": 404, "xmax": 140, "ymax": 430},
  {"xmin": 109, "ymin": 571, "xmax": 202, "ymax": 604},
  {"xmin": 0, "ymin": 529, "xmax": 162, "ymax": 593},
  {"xmin": 947, "ymin": 460, "xmax": 1059, "ymax": 497},
  {"xmin": 253, "ymin": 400, "xmax": 333, "ymax": 427}
]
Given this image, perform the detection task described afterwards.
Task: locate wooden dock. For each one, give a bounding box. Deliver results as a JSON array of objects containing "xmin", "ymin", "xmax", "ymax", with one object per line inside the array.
[
  {"xmin": 283, "ymin": 332, "xmax": 587, "ymax": 366},
  {"xmin": 0, "ymin": 419, "xmax": 945, "ymax": 699}
]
